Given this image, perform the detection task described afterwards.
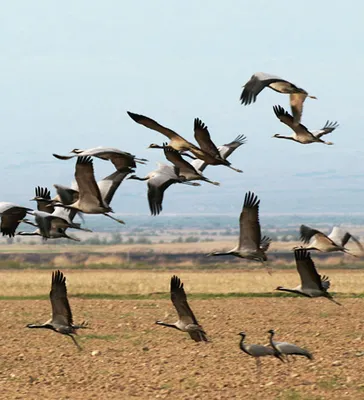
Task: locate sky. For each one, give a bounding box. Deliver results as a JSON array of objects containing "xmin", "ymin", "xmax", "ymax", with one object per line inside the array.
[{"xmin": 1, "ymin": 1, "xmax": 363, "ymax": 217}]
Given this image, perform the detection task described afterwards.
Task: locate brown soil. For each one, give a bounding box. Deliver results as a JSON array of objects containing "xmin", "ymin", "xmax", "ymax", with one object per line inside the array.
[{"xmin": 1, "ymin": 298, "xmax": 364, "ymax": 399}]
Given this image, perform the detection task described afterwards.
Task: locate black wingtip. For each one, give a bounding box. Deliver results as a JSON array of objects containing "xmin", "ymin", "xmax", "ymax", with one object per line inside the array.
[
  {"xmin": 77, "ymin": 156, "xmax": 93, "ymax": 165},
  {"xmin": 294, "ymin": 248, "xmax": 310, "ymax": 261},
  {"xmin": 52, "ymin": 269, "xmax": 66, "ymax": 286},
  {"xmin": 194, "ymin": 117, "xmax": 207, "ymax": 130},
  {"xmin": 243, "ymin": 191, "xmax": 260, "ymax": 208},
  {"xmin": 170, "ymin": 275, "xmax": 183, "ymax": 291},
  {"xmin": 127, "ymin": 111, "xmax": 143, "ymax": 122}
]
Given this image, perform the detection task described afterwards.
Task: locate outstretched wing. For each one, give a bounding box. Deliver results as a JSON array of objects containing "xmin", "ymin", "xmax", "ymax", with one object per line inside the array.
[
  {"xmin": 163, "ymin": 145, "xmax": 198, "ymax": 175},
  {"xmin": 260, "ymin": 235, "xmax": 272, "ymax": 252},
  {"xmin": 127, "ymin": 111, "xmax": 183, "ymax": 141},
  {"xmin": 98, "ymin": 169, "xmax": 132, "ymax": 206},
  {"xmin": 0, "ymin": 206, "xmax": 29, "ymax": 237},
  {"xmin": 240, "ymin": 72, "xmax": 286, "ymax": 105},
  {"xmin": 193, "ymin": 118, "xmax": 220, "ymax": 157},
  {"xmin": 218, "ymin": 134, "xmax": 247, "ymax": 159},
  {"xmin": 290, "ymin": 92, "xmax": 308, "ymax": 125},
  {"xmin": 314, "ymin": 121, "xmax": 339, "ymax": 138},
  {"xmin": 75, "ymin": 156, "xmax": 104, "ymax": 207},
  {"xmin": 170, "ymin": 275, "xmax": 198, "ymax": 325},
  {"xmin": 50, "ymin": 270, "xmax": 73, "ymax": 326},
  {"xmin": 239, "ymin": 192, "xmax": 261, "ymax": 251},
  {"xmin": 294, "ymin": 249, "xmax": 324, "ymax": 291},
  {"xmin": 273, "ymin": 105, "xmax": 310, "ymax": 133},
  {"xmin": 147, "ymin": 169, "xmax": 179, "ymax": 216}
]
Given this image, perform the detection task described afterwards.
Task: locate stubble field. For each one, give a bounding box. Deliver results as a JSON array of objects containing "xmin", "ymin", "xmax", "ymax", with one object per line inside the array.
[{"xmin": 1, "ymin": 269, "xmax": 364, "ymax": 400}]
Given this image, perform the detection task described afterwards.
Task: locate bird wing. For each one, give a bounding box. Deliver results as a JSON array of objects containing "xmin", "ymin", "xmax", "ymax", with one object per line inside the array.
[
  {"xmin": 127, "ymin": 111, "xmax": 183, "ymax": 141},
  {"xmin": 35, "ymin": 186, "xmax": 51, "ymax": 200},
  {"xmin": 240, "ymin": 72, "xmax": 287, "ymax": 105},
  {"xmin": 191, "ymin": 134, "xmax": 247, "ymax": 174},
  {"xmin": 170, "ymin": 275, "xmax": 198, "ymax": 325},
  {"xmin": 147, "ymin": 170, "xmax": 179, "ymax": 216},
  {"xmin": 51, "ymin": 207, "xmax": 73, "ymax": 223},
  {"xmin": 294, "ymin": 249, "xmax": 324, "ymax": 291},
  {"xmin": 218, "ymin": 134, "xmax": 247, "ymax": 159},
  {"xmin": 320, "ymin": 275, "xmax": 331, "ymax": 290},
  {"xmin": 300, "ymin": 225, "xmax": 335, "ymax": 246},
  {"xmin": 75, "ymin": 156, "xmax": 104, "ymax": 207},
  {"xmin": 238, "ymin": 192, "xmax": 261, "ymax": 251},
  {"xmin": 289, "ymin": 92, "xmax": 308, "ymax": 125},
  {"xmin": 273, "ymin": 105, "xmax": 310, "ymax": 133},
  {"xmin": 163, "ymin": 145, "xmax": 198, "ymax": 176},
  {"xmin": 190, "ymin": 158, "xmax": 207, "ymax": 174},
  {"xmin": 193, "ymin": 118, "xmax": 220, "ymax": 157},
  {"xmin": 329, "ymin": 227, "xmax": 364, "ymax": 251},
  {"xmin": 313, "ymin": 121, "xmax": 339, "ymax": 138},
  {"xmin": 0, "ymin": 206, "xmax": 29, "ymax": 237},
  {"xmin": 98, "ymin": 169, "xmax": 132, "ymax": 206},
  {"xmin": 260, "ymin": 235, "xmax": 272, "ymax": 252},
  {"xmin": 74, "ymin": 148, "xmax": 138, "ymax": 170},
  {"xmin": 53, "ymin": 184, "xmax": 79, "ymax": 205},
  {"xmin": 50, "ymin": 270, "xmax": 73, "ymax": 326},
  {"xmin": 34, "ymin": 187, "xmax": 53, "ymax": 213}
]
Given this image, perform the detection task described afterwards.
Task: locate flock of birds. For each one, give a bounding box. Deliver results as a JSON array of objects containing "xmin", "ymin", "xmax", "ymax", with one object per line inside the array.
[{"xmin": 2, "ymin": 72, "xmax": 363, "ymax": 372}]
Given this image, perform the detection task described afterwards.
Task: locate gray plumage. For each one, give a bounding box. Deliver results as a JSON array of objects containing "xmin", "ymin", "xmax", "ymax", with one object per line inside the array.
[
  {"xmin": 156, "ymin": 275, "xmax": 208, "ymax": 342},
  {"xmin": 163, "ymin": 144, "xmax": 220, "ymax": 186},
  {"xmin": 127, "ymin": 163, "xmax": 200, "ymax": 216},
  {"xmin": 273, "ymin": 105, "xmax": 338, "ymax": 145},
  {"xmin": 53, "ymin": 156, "xmax": 125, "ymax": 225},
  {"xmin": 191, "ymin": 134, "xmax": 247, "ymax": 174},
  {"xmin": 53, "ymin": 146, "xmax": 147, "ymax": 170},
  {"xmin": 0, "ymin": 202, "xmax": 32, "ymax": 237},
  {"xmin": 26, "ymin": 270, "xmax": 88, "ymax": 350},
  {"xmin": 299, "ymin": 224, "xmax": 355, "ymax": 255},
  {"xmin": 275, "ymin": 249, "xmax": 340, "ymax": 305},
  {"xmin": 238, "ymin": 332, "xmax": 283, "ymax": 371},
  {"xmin": 240, "ymin": 72, "xmax": 316, "ymax": 124},
  {"xmin": 268, "ymin": 330, "xmax": 313, "ymax": 360},
  {"xmin": 208, "ymin": 192, "xmax": 271, "ymax": 262}
]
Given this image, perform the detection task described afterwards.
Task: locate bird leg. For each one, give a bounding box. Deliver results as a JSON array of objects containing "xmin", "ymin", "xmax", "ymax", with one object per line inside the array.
[
  {"xmin": 180, "ymin": 152, "xmax": 197, "ymax": 160},
  {"xmin": 103, "ymin": 213, "xmax": 125, "ymax": 225},
  {"xmin": 261, "ymin": 261, "xmax": 273, "ymax": 275},
  {"xmin": 255, "ymin": 358, "xmax": 262, "ymax": 377},
  {"xmin": 227, "ymin": 165, "xmax": 243, "ymax": 173},
  {"xmin": 68, "ymin": 334, "xmax": 82, "ymax": 351}
]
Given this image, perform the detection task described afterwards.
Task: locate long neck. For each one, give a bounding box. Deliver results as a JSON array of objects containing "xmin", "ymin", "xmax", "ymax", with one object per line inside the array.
[
  {"xmin": 276, "ymin": 287, "xmax": 310, "ymax": 297},
  {"xmin": 156, "ymin": 321, "xmax": 179, "ymax": 330},
  {"xmin": 210, "ymin": 251, "xmax": 232, "ymax": 257},
  {"xmin": 268, "ymin": 332, "xmax": 275, "ymax": 347},
  {"xmin": 129, "ymin": 176, "xmax": 148, "ymax": 181},
  {"xmin": 239, "ymin": 337, "xmax": 249, "ymax": 355},
  {"xmin": 275, "ymin": 135, "xmax": 296, "ymax": 141},
  {"xmin": 18, "ymin": 231, "xmax": 40, "ymax": 237},
  {"xmin": 27, "ymin": 324, "xmax": 53, "ymax": 330}
]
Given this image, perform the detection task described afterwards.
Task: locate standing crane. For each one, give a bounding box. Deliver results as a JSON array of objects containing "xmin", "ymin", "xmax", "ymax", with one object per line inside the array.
[
  {"xmin": 238, "ymin": 332, "xmax": 283, "ymax": 373},
  {"xmin": 268, "ymin": 330, "xmax": 313, "ymax": 361}
]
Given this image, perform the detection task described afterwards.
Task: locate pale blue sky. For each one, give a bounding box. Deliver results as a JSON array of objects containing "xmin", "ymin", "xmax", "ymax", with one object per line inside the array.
[{"xmin": 1, "ymin": 1, "xmax": 363, "ymax": 215}]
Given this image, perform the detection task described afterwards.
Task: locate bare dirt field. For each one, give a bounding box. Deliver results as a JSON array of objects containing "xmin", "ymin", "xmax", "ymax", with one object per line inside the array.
[
  {"xmin": 1, "ymin": 298, "xmax": 364, "ymax": 400},
  {"xmin": 1, "ymin": 269, "xmax": 364, "ymax": 399}
]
